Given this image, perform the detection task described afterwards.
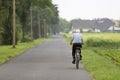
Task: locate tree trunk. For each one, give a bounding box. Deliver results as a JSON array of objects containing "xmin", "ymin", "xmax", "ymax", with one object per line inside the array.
[
  {"xmin": 13, "ymin": 0, "xmax": 16, "ymax": 48},
  {"xmin": 30, "ymin": 5, "xmax": 33, "ymax": 38},
  {"xmin": 37, "ymin": 13, "xmax": 41, "ymax": 38}
]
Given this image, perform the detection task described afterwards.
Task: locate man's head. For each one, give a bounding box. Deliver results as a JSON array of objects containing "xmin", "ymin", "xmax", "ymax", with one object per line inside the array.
[{"xmin": 75, "ymin": 29, "xmax": 80, "ymax": 33}]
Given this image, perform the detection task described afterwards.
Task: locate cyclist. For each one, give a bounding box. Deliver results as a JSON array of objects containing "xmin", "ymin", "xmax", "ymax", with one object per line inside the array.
[{"xmin": 70, "ymin": 29, "xmax": 83, "ymax": 64}]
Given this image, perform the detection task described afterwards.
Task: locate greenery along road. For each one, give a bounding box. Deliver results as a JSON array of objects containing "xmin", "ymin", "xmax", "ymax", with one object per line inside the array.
[
  {"xmin": 64, "ymin": 33, "xmax": 120, "ymax": 80},
  {"xmin": 0, "ymin": 38, "xmax": 47, "ymax": 64}
]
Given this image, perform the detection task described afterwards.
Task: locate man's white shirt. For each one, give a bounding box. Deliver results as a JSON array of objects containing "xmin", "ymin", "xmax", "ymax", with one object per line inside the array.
[{"xmin": 72, "ymin": 33, "xmax": 83, "ymax": 43}]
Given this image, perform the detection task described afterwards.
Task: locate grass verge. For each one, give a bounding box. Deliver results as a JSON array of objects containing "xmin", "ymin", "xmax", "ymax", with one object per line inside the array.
[
  {"xmin": 82, "ymin": 48, "xmax": 120, "ymax": 80},
  {"xmin": 0, "ymin": 38, "xmax": 47, "ymax": 64}
]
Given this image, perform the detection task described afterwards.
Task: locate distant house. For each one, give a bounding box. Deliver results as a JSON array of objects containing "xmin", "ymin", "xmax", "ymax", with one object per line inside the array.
[
  {"xmin": 71, "ymin": 18, "xmax": 115, "ymax": 32},
  {"xmin": 71, "ymin": 19, "xmax": 94, "ymax": 32},
  {"xmin": 108, "ymin": 26, "xmax": 120, "ymax": 32},
  {"xmin": 95, "ymin": 19, "xmax": 115, "ymax": 32},
  {"xmin": 82, "ymin": 29, "xmax": 90, "ymax": 32},
  {"xmin": 94, "ymin": 28, "xmax": 100, "ymax": 32}
]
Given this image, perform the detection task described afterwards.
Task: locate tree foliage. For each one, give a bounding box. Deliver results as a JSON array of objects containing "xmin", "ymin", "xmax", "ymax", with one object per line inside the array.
[
  {"xmin": 16, "ymin": 0, "xmax": 31, "ymax": 41},
  {"xmin": 0, "ymin": 0, "xmax": 13, "ymax": 45},
  {"xmin": 58, "ymin": 18, "xmax": 71, "ymax": 33},
  {"xmin": 0, "ymin": 0, "xmax": 59, "ymax": 45}
]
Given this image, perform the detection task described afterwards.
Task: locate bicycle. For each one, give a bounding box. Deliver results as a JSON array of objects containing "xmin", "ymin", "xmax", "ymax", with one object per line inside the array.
[{"xmin": 75, "ymin": 47, "xmax": 81, "ymax": 69}]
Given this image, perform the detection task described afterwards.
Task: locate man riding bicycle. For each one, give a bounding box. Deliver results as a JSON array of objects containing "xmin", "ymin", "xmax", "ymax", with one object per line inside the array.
[{"xmin": 70, "ymin": 29, "xmax": 83, "ymax": 64}]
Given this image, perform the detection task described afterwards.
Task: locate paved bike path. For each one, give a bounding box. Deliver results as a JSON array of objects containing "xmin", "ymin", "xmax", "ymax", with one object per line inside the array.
[{"xmin": 0, "ymin": 35, "xmax": 93, "ymax": 80}]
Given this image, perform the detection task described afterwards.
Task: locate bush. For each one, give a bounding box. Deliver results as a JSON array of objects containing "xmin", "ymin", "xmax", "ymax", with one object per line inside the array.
[{"xmin": 21, "ymin": 37, "xmax": 33, "ymax": 42}]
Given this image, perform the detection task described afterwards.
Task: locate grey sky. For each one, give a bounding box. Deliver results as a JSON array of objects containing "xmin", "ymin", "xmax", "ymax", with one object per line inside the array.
[{"xmin": 53, "ymin": 0, "xmax": 120, "ymax": 21}]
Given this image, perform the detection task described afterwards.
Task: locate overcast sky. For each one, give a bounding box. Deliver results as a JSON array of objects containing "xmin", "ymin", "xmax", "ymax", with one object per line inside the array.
[{"xmin": 53, "ymin": 0, "xmax": 120, "ymax": 21}]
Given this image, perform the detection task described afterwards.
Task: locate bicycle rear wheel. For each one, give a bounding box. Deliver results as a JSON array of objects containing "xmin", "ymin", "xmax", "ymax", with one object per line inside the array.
[{"xmin": 76, "ymin": 56, "xmax": 79, "ymax": 69}]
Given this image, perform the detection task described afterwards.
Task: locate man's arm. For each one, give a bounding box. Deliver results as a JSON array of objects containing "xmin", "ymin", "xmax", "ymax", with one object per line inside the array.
[
  {"xmin": 70, "ymin": 39, "xmax": 73, "ymax": 45},
  {"xmin": 70, "ymin": 34, "xmax": 74, "ymax": 45}
]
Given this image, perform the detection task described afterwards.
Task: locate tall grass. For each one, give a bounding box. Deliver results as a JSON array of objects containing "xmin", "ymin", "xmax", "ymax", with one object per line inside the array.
[
  {"xmin": 83, "ymin": 33, "xmax": 120, "ymax": 41},
  {"xmin": 83, "ymin": 33, "xmax": 120, "ymax": 48},
  {"xmin": 86, "ymin": 38, "xmax": 120, "ymax": 48},
  {"xmin": 83, "ymin": 33, "xmax": 120, "ymax": 66}
]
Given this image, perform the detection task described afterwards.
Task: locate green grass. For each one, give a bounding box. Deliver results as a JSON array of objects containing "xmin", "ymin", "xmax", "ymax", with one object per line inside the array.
[
  {"xmin": 0, "ymin": 38, "xmax": 47, "ymax": 64},
  {"xmin": 64, "ymin": 33, "xmax": 120, "ymax": 80},
  {"xmin": 82, "ymin": 48, "xmax": 120, "ymax": 80},
  {"xmin": 92, "ymin": 47, "xmax": 120, "ymax": 66},
  {"xmin": 85, "ymin": 38, "xmax": 120, "ymax": 48},
  {"xmin": 84, "ymin": 33, "xmax": 120, "ymax": 66}
]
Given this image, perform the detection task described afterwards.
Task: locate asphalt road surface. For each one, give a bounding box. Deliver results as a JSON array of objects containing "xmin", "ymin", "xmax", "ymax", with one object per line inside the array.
[{"xmin": 0, "ymin": 35, "xmax": 93, "ymax": 80}]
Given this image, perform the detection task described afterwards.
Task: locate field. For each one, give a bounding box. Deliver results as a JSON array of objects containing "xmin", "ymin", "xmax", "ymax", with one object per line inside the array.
[
  {"xmin": 83, "ymin": 33, "xmax": 120, "ymax": 66},
  {"xmin": 64, "ymin": 33, "xmax": 120, "ymax": 80}
]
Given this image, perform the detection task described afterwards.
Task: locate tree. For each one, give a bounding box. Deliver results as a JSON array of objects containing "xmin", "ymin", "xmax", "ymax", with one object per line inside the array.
[
  {"xmin": 13, "ymin": 0, "xmax": 16, "ymax": 48},
  {"xmin": 49, "ymin": 5, "xmax": 59, "ymax": 34},
  {"xmin": 0, "ymin": 0, "xmax": 59, "ymax": 45},
  {"xmin": 16, "ymin": 0, "xmax": 31, "ymax": 42},
  {"xmin": 31, "ymin": 0, "xmax": 59, "ymax": 38},
  {"xmin": 1, "ymin": 0, "xmax": 14, "ymax": 45},
  {"xmin": 58, "ymin": 18, "xmax": 71, "ymax": 33}
]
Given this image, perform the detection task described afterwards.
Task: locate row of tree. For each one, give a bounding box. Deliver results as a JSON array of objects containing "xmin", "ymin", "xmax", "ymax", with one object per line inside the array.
[{"xmin": 0, "ymin": 0, "xmax": 59, "ymax": 45}]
